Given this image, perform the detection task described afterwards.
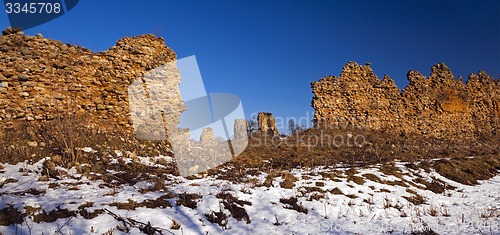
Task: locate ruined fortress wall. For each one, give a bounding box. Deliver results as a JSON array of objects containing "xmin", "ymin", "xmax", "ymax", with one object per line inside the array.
[
  {"xmin": 0, "ymin": 32, "xmax": 183, "ymax": 132},
  {"xmin": 311, "ymin": 62, "xmax": 500, "ymax": 140},
  {"xmin": 257, "ymin": 112, "xmax": 279, "ymax": 135}
]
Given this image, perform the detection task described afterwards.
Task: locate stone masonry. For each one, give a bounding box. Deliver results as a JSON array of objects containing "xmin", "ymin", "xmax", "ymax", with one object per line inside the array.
[
  {"xmin": 0, "ymin": 28, "xmax": 182, "ymax": 133},
  {"xmin": 257, "ymin": 112, "xmax": 278, "ymax": 135},
  {"xmin": 233, "ymin": 119, "xmax": 248, "ymax": 140},
  {"xmin": 311, "ymin": 61, "xmax": 500, "ymax": 140}
]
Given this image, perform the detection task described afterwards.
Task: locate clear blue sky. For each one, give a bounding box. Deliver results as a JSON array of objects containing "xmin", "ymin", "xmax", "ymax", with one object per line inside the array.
[{"xmin": 1, "ymin": 1, "xmax": 499, "ymax": 132}]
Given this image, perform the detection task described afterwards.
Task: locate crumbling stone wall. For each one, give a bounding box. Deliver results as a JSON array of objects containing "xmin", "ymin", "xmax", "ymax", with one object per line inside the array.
[
  {"xmin": 311, "ymin": 62, "xmax": 500, "ymax": 140},
  {"xmin": 257, "ymin": 112, "xmax": 278, "ymax": 135},
  {"xmin": 199, "ymin": 128, "xmax": 216, "ymax": 146},
  {"xmin": 0, "ymin": 29, "xmax": 181, "ymax": 132},
  {"xmin": 233, "ymin": 119, "xmax": 248, "ymax": 140}
]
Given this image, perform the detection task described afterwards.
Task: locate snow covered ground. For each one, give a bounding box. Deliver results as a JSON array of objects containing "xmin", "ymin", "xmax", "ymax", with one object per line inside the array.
[{"xmin": 0, "ymin": 155, "xmax": 499, "ymax": 235}]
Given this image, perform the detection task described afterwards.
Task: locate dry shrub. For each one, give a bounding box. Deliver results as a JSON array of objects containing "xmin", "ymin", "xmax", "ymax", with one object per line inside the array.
[
  {"xmin": 205, "ymin": 209, "xmax": 228, "ymax": 229},
  {"xmin": 307, "ymin": 192, "xmax": 325, "ymax": 201},
  {"xmin": 78, "ymin": 202, "xmax": 104, "ymax": 219},
  {"xmin": 280, "ymin": 197, "xmax": 308, "ymax": 214},
  {"xmin": 280, "ymin": 171, "xmax": 298, "ymax": 189},
  {"xmin": 170, "ymin": 219, "xmax": 181, "ymax": 230},
  {"xmin": 301, "ymin": 186, "xmax": 325, "ymax": 193},
  {"xmin": 140, "ymin": 195, "xmax": 172, "ymax": 209},
  {"xmin": 176, "ymin": 192, "xmax": 202, "ymax": 209},
  {"xmin": 139, "ymin": 177, "xmax": 166, "ymax": 194},
  {"xmin": 216, "ymin": 192, "xmax": 252, "ymax": 207},
  {"xmin": 262, "ymin": 170, "xmax": 297, "ymax": 188},
  {"xmin": 379, "ymin": 188, "xmax": 391, "ymax": 193},
  {"xmin": 217, "ymin": 192, "xmax": 251, "ymax": 224}
]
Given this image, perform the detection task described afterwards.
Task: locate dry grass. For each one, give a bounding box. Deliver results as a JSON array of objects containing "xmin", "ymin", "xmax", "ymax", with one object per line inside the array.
[
  {"xmin": 0, "ymin": 115, "xmax": 175, "ymax": 170},
  {"xmin": 403, "ymin": 194, "xmax": 427, "ymax": 205},
  {"xmin": 280, "ymin": 196, "xmax": 308, "ymax": 214},
  {"xmin": 347, "ymin": 175, "xmax": 366, "ymax": 185},
  {"xmin": 300, "ymin": 186, "xmax": 326, "ymax": 194},
  {"xmin": 414, "ymin": 177, "xmax": 455, "ymax": 194},
  {"xmin": 1, "ymin": 114, "xmax": 498, "ymax": 196},
  {"xmin": 176, "ymin": 192, "xmax": 202, "ymax": 209},
  {"xmin": 33, "ymin": 207, "xmax": 76, "ymax": 223},
  {"xmin": 109, "ymin": 199, "xmax": 142, "ymax": 210},
  {"xmin": 205, "ymin": 208, "xmax": 228, "ymax": 229},
  {"xmin": 211, "ymin": 126, "xmax": 499, "ymax": 185},
  {"xmin": 433, "ymin": 155, "xmax": 500, "ymax": 185},
  {"xmin": 170, "ymin": 219, "xmax": 181, "ymax": 230},
  {"xmin": 78, "ymin": 202, "xmax": 104, "ymax": 219},
  {"xmin": 0, "ymin": 205, "xmax": 24, "ymax": 226},
  {"xmin": 216, "ymin": 191, "xmax": 252, "ymax": 225},
  {"xmin": 330, "ymin": 187, "xmax": 343, "ymax": 195},
  {"xmin": 362, "ymin": 173, "xmax": 382, "ymax": 182},
  {"xmin": 380, "ymin": 162, "xmax": 403, "ymax": 178},
  {"xmin": 262, "ymin": 170, "xmax": 298, "ymax": 188}
]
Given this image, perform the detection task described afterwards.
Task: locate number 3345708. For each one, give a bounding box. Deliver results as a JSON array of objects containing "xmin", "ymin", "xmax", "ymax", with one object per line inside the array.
[{"xmin": 5, "ymin": 2, "xmax": 61, "ymax": 14}]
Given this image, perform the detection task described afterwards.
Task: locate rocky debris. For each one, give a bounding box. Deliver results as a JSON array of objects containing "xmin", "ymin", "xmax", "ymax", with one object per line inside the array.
[
  {"xmin": 2, "ymin": 26, "xmax": 24, "ymax": 36},
  {"xmin": 51, "ymin": 155, "xmax": 62, "ymax": 163},
  {"xmin": 27, "ymin": 141, "xmax": 38, "ymax": 147},
  {"xmin": 311, "ymin": 61, "xmax": 500, "ymax": 140},
  {"xmin": 0, "ymin": 27, "xmax": 179, "ymax": 132},
  {"xmin": 257, "ymin": 112, "xmax": 278, "ymax": 136}
]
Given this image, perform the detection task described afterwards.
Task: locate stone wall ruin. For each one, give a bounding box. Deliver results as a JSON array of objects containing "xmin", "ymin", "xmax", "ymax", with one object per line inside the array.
[{"xmin": 311, "ymin": 62, "xmax": 500, "ymax": 140}]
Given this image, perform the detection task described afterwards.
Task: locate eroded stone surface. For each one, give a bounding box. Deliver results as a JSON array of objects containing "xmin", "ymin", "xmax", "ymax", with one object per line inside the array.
[
  {"xmin": 311, "ymin": 62, "xmax": 500, "ymax": 140},
  {"xmin": 257, "ymin": 112, "xmax": 278, "ymax": 136},
  {"xmin": 0, "ymin": 30, "xmax": 180, "ymax": 132}
]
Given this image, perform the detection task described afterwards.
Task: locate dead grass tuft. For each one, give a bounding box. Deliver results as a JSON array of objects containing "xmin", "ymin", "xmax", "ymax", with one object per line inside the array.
[
  {"xmin": 33, "ymin": 207, "xmax": 75, "ymax": 223},
  {"xmin": 205, "ymin": 208, "xmax": 228, "ymax": 229},
  {"xmin": 176, "ymin": 192, "xmax": 202, "ymax": 209},
  {"xmin": 216, "ymin": 192, "xmax": 251, "ymax": 223},
  {"xmin": 380, "ymin": 162, "xmax": 403, "ymax": 178},
  {"xmin": 330, "ymin": 187, "xmax": 343, "ymax": 195},
  {"xmin": 78, "ymin": 202, "xmax": 104, "ymax": 219},
  {"xmin": 0, "ymin": 205, "xmax": 24, "ymax": 226},
  {"xmin": 348, "ymin": 175, "xmax": 365, "ymax": 185},
  {"xmin": 362, "ymin": 173, "xmax": 382, "ymax": 183},
  {"xmin": 280, "ymin": 197, "xmax": 308, "ymax": 214},
  {"xmin": 262, "ymin": 170, "xmax": 297, "ymax": 188},
  {"xmin": 403, "ymin": 194, "xmax": 427, "ymax": 205}
]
